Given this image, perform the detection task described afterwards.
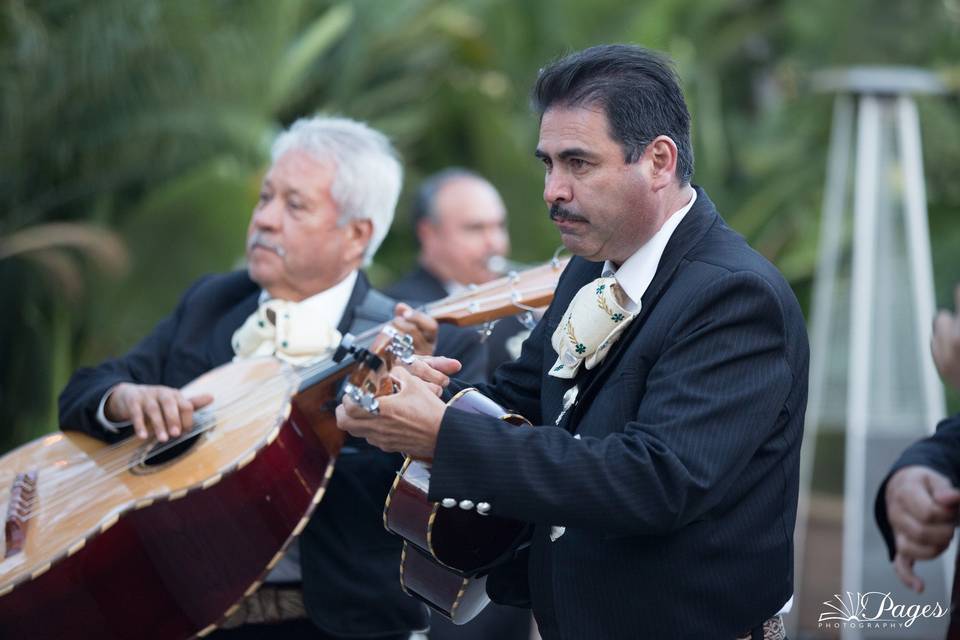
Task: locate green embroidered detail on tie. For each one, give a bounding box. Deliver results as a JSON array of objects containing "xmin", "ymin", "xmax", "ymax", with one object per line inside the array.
[
  {"xmin": 566, "ymin": 321, "xmax": 580, "ymax": 348},
  {"xmin": 549, "ymin": 276, "xmax": 636, "ymax": 379}
]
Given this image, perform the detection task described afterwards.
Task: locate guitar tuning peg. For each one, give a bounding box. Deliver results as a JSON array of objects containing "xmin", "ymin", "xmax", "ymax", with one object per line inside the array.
[
  {"xmin": 342, "ymin": 382, "xmax": 380, "ymax": 415},
  {"xmin": 383, "ymin": 326, "xmax": 415, "ymax": 364},
  {"xmin": 518, "ymin": 311, "xmax": 537, "ymax": 330},
  {"xmin": 476, "ymin": 321, "xmax": 498, "ymax": 343}
]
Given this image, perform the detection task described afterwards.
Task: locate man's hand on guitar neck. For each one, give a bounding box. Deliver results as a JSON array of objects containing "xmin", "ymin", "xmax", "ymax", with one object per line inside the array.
[
  {"xmin": 391, "ymin": 302, "xmax": 439, "ymax": 356},
  {"xmin": 105, "ymin": 383, "xmax": 214, "ymax": 442},
  {"xmin": 403, "ymin": 356, "xmax": 462, "ymax": 395},
  {"xmin": 336, "ymin": 362, "xmax": 456, "ymax": 459}
]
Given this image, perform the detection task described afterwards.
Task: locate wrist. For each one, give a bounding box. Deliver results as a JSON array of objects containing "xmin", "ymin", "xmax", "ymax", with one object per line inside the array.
[{"xmin": 104, "ymin": 383, "xmax": 129, "ymax": 421}]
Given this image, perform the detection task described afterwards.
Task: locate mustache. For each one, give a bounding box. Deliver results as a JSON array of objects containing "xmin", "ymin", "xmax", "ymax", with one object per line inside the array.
[
  {"xmin": 247, "ymin": 231, "xmax": 286, "ymax": 258},
  {"xmin": 549, "ymin": 204, "xmax": 587, "ymax": 224}
]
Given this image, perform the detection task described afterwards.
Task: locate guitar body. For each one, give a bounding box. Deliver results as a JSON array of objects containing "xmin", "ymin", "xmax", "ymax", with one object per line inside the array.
[
  {"xmin": 0, "ymin": 357, "xmax": 348, "ymax": 640},
  {"xmin": 383, "ymin": 388, "xmax": 531, "ymax": 624}
]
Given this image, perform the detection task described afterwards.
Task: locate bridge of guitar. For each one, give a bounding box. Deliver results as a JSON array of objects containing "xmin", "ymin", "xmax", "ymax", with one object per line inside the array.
[{"xmin": 4, "ymin": 471, "xmax": 37, "ymax": 558}]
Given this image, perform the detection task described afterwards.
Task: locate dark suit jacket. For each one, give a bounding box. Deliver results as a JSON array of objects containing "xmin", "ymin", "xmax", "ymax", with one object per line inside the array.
[
  {"xmin": 385, "ymin": 266, "xmax": 491, "ymax": 382},
  {"xmin": 427, "ymin": 187, "xmax": 810, "ymax": 639},
  {"xmin": 875, "ymin": 414, "xmax": 960, "ymax": 559},
  {"xmin": 58, "ymin": 270, "xmax": 428, "ymax": 637}
]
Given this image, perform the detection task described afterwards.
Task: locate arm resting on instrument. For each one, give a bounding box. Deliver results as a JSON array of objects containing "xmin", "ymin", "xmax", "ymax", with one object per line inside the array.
[{"xmin": 58, "ymin": 277, "xmax": 209, "ymax": 441}]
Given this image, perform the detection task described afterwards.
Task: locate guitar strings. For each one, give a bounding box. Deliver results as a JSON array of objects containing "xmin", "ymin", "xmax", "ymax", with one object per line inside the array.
[
  {"xmin": 9, "ymin": 271, "xmax": 564, "ymax": 525},
  {"xmin": 20, "ymin": 376, "xmax": 293, "ymax": 521},
  {"xmin": 12, "ymin": 283, "xmax": 548, "ymax": 520},
  {"xmin": 14, "ymin": 322, "xmax": 385, "ymax": 491},
  {"xmin": 15, "ymin": 317, "xmax": 396, "ymax": 520}
]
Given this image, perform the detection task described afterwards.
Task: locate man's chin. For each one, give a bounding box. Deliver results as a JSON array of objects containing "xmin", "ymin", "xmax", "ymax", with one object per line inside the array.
[
  {"xmin": 247, "ymin": 263, "xmax": 276, "ymax": 287},
  {"xmin": 559, "ymin": 236, "xmax": 603, "ymax": 262}
]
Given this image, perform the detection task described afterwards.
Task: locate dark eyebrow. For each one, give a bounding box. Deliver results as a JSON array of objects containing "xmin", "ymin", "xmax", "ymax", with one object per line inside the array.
[
  {"xmin": 534, "ymin": 147, "xmax": 600, "ymax": 161},
  {"xmin": 558, "ymin": 147, "xmax": 599, "ymax": 161}
]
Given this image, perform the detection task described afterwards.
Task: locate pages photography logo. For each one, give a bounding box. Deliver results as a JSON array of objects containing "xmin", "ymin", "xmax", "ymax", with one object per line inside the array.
[{"xmin": 818, "ymin": 592, "xmax": 948, "ymax": 631}]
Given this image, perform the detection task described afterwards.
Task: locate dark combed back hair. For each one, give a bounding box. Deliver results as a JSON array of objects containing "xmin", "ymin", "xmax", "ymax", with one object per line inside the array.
[{"xmin": 532, "ymin": 44, "xmax": 694, "ymax": 184}]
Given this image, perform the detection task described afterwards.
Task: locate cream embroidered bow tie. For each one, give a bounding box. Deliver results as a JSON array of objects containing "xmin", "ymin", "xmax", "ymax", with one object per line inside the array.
[
  {"xmin": 549, "ymin": 277, "xmax": 636, "ymax": 379},
  {"xmin": 232, "ymin": 299, "xmax": 341, "ymax": 364}
]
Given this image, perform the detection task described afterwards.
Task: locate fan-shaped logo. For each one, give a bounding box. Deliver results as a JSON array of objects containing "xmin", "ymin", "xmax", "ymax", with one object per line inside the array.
[{"xmin": 818, "ymin": 592, "xmax": 947, "ymax": 630}]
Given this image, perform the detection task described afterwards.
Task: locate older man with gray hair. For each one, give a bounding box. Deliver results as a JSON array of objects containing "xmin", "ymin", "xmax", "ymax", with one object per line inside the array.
[{"xmin": 59, "ymin": 115, "xmax": 444, "ymax": 639}]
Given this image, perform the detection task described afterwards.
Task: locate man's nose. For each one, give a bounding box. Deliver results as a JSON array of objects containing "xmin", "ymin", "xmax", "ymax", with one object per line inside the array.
[
  {"xmin": 544, "ymin": 171, "xmax": 572, "ymax": 205},
  {"xmin": 252, "ymin": 198, "xmax": 282, "ymax": 229}
]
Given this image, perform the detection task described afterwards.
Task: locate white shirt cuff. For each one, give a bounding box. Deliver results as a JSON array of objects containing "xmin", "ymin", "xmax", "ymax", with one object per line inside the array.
[
  {"xmin": 777, "ymin": 594, "xmax": 794, "ymax": 615},
  {"xmin": 96, "ymin": 386, "xmax": 132, "ymax": 433}
]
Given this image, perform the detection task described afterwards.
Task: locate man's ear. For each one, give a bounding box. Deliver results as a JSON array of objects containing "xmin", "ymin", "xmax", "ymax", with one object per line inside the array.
[
  {"xmin": 417, "ymin": 219, "xmax": 438, "ymax": 250},
  {"xmin": 645, "ymin": 135, "xmax": 680, "ymax": 191},
  {"xmin": 345, "ymin": 218, "xmax": 374, "ymax": 262}
]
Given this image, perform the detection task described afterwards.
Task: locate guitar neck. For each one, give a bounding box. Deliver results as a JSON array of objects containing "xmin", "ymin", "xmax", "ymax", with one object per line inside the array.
[{"xmin": 424, "ymin": 258, "xmax": 569, "ymax": 327}]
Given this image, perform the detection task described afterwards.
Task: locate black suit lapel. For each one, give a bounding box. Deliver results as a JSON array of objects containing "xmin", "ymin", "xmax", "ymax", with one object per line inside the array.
[
  {"xmin": 540, "ymin": 258, "xmax": 603, "ymax": 426},
  {"xmin": 567, "ymin": 187, "xmax": 719, "ymax": 428},
  {"xmin": 208, "ymin": 280, "xmax": 261, "ymax": 367},
  {"xmin": 412, "ymin": 266, "xmax": 449, "ymax": 303},
  {"xmin": 338, "ymin": 272, "xmax": 372, "ymax": 335}
]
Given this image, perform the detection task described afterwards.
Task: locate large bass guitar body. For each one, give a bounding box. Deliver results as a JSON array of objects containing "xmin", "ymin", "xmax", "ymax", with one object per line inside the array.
[{"xmin": 0, "ymin": 357, "xmax": 348, "ymax": 640}]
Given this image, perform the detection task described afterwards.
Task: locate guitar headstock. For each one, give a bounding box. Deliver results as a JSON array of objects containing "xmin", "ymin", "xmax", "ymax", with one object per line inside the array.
[
  {"xmin": 339, "ymin": 326, "xmax": 414, "ymax": 414},
  {"xmin": 337, "ymin": 256, "xmax": 571, "ymax": 414},
  {"xmin": 427, "ymin": 256, "xmax": 570, "ymax": 326}
]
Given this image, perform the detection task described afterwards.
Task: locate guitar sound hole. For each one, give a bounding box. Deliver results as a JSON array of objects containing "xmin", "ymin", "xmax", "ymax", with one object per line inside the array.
[{"xmin": 133, "ymin": 431, "xmax": 204, "ymax": 473}]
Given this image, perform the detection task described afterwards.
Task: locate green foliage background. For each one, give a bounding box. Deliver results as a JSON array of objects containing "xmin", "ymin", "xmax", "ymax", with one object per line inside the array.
[{"xmin": 3, "ymin": 0, "xmax": 960, "ymax": 450}]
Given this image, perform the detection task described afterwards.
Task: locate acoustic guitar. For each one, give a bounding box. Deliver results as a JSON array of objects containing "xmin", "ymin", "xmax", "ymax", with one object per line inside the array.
[
  {"xmin": 382, "ymin": 390, "xmax": 532, "ymax": 625},
  {"xmin": 0, "ymin": 257, "xmax": 566, "ymax": 640},
  {"xmin": 345, "ymin": 261, "xmax": 576, "ymax": 624}
]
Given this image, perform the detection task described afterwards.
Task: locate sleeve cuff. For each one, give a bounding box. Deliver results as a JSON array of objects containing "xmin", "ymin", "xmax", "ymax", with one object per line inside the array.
[{"xmin": 96, "ymin": 386, "xmax": 132, "ymax": 433}]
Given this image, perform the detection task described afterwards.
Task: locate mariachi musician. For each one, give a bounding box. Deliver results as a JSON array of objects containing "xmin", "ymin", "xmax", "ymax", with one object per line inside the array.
[
  {"xmin": 59, "ymin": 115, "xmax": 477, "ymax": 640},
  {"xmin": 337, "ymin": 44, "xmax": 809, "ymax": 639}
]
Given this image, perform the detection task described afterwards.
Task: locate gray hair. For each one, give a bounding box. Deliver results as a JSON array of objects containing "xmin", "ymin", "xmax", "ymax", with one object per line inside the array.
[{"xmin": 270, "ymin": 116, "xmax": 403, "ymax": 264}]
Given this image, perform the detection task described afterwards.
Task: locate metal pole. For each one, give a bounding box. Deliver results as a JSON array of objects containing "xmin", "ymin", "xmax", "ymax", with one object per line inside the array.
[
  {"xmin": 841, "ymin": 94, "xmax": 882, "ymax": 640},
  {"xmin": 790, "ymin": 93, "xmax": 854, "ymax": 636}
]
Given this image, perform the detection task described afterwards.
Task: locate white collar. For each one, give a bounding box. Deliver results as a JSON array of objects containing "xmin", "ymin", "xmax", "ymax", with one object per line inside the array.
[
  {"xmin": 602, "ymin": 189, "xmax": 697, "ymax": 312},
  {"xmin": 258, "ymin": 270, "xmax": 359, "ymax": 328}
]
